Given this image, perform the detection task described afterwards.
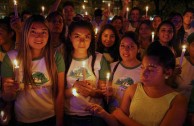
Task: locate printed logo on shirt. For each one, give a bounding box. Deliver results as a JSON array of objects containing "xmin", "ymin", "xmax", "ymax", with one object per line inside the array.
[
  {"xmin": 115, "ymin": 77, "xmax": 134, "ymax": 89},
  {"xmin": 32, "ymin": 72, "xmax": 49, "ymax": 85},
  {"xmin": 69, "ymin": 67, "xmax": 90, "ymax": 80}
]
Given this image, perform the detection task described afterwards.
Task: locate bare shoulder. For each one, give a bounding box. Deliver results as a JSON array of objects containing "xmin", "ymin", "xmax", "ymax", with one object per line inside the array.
[
  {"xmin": 171, "ymin": 93, "xmax": 188, "ymax": 108},
  {"xmin": 124, "ymin": 83, "xmax": 138, "ymax": 98}
]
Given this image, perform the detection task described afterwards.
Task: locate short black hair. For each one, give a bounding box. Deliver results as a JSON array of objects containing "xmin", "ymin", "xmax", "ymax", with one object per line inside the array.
[
  {"xmin": 183, "ymin": 8, "xmax": 194, "ymax": 16},
  {"xmin": 94, "ymin": 8, "xmax": 102, "ymax": 17}
]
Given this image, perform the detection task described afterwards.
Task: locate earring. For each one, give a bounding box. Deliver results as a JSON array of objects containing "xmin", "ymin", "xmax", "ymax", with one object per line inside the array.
[{"xmin": 165, "ymin": 76, "xmax": 169, "ymax": 79}]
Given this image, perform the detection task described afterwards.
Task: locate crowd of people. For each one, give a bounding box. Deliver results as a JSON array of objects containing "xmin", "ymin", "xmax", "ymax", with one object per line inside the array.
[{"xmin": 0, "ymin": 0, "xmax": 194, "ymax": 126}]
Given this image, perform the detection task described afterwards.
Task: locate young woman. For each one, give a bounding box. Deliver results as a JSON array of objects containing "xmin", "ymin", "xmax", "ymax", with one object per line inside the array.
[
  {"xmin": 112, "ymin": 43, "xmax": 187, "ymax": 126},
  {"xmin": 64, "ymin": 20, "xmax": 110, "ymax": 126},
  {"xmin": 110, "ymin": 31, "xmax": 141, "ymax": 107},
  {"xmin": 111, "ymin": 15, "xmax": 123, "ymax": 38},
  {"xmin": 96, "ymin": 24, "xmax": 120, "ymax": 63},
  {"xmin": 46, "ymin": 11, "xmax": 66, "ymax": 59},
  {"xmin": 136, "ymin": 20, "xmax": 153, "ymax": 59},
  {"xmin": 155, "ymin": 20, "xmax": 176, "ymax": 55},
  {"xmin": 1, "ymin": 15, "xmax": 65, "ymax": 126}
]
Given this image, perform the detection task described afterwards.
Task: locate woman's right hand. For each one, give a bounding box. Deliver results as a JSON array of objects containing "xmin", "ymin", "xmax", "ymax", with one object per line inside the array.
[{"xmin": 2, "ymin": 78, "xmax": 17, "ymax": 101}]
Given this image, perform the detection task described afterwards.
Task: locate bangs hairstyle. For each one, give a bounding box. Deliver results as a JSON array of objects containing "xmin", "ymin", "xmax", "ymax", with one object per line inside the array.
[
  {"xmin": 144, "ymin": 42, "xmax": 177, "ymax": 88},
  {"xmin": 66, "ymin": 20, "xmax": 96, "ymax": 75},
  {"xmin": 17, "ymin": 15, "xmax": 58, "ymax": 95}
]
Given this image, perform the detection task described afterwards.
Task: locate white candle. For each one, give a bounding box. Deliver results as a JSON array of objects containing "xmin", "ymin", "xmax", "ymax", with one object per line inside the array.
[
  {"xmin": 72, "ymin": 88, "xmax": 90, "ymax": 105},
  {"xmin": 152, "ymin": 32, "xmax": 155, "ymax": 42},
  {"xmin": 145, "ymin": 6, "xmax": 149, "ymax": 18},
  {"xmin": 126, "ymin": 7, "xmax": 129, "ymax": 19},
  {"xmin": 179, "ymin": 45, "xmax": 187, "ymax": 66},
  {"xmin": 13, "ymin": 59, "xmax": 19, "ymax": 83},
  {"xmin": 82, "ymin": 61, "xmax": 86, "ymax": 81},
  {"xmin": 95, "ymin": 27, "xmax": 98, "ymax": 35},
  {"xmin": 13, "ymin": 0, "xmax": 18, "ymax": 17},
  {"xmin": 41, "ymin": 6, "xmax": 45, "ymax": 15},
  {"xmin": 106, "ymin": 72, "xmax": 110, "ymax": 104}
]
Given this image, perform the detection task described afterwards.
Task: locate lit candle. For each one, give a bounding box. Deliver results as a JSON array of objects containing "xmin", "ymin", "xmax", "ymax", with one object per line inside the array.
[
  {"xmin": 126, "ymin": 7, "xmax": 129, "ymax": 19},
  {"xmin": 72, "ymin": 88, "xmax": 90, "ymax": 105},
  {"xmin": 95, "ymin": 27, "xmax": 98, "ymax": 35},
  {"xmin": 106, "ymin": 72, "xmax": 110, "ymax": 104},
  {"xmin": 152, "ymin": 32, "xmax": 155, "ymax": 42},
  {"xmin": 13, "ymin": 0, "xmax": 18, "ymax": 17},
  {"xmin": 82, "ymin": 5, "xmax": 85, "ymax": 10},
  {"xmin": 82, "ymin": 61, "xmax": 86, "ymax": 81},
  {"xmin": 41, "ymin": 6, "xmax": 45, "ymax": 16},
  {"xmin": 0, "ymin": 110, "xmax": 8, "ymax": 123},
  {"xmin": 179, "ymin": 45, "xmax": 187, "ymax": 66},
  {"xmin": 85, "ymin": 11, "xmax": 88, "ymax": 15},
  {"xmin": 108, "ymin": 3, "xmax": 111, "ymax": 11},
  {"xmin": 145, "ymin": 6, "xmax": 149, "ymax": 18},
  {"xmin": 13, "ymin": 59, "xmax": 19, "ymax": 83}
]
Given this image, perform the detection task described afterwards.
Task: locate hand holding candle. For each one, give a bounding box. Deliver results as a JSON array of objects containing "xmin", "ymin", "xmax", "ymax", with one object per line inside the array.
[
  {"xmin": 72, "ymin": 88, "xmax": 90, "ymax": 105},
  {"xmin": 179, "ymin": 45, "xmax": 187, "ymax": 66},
  {"xmin": 13, "ymin": 0, "xmax": 18, "ymax": 17},
  {"xmin": 0, "ymin": 110, "xmax": 8, "ymax": 124}
]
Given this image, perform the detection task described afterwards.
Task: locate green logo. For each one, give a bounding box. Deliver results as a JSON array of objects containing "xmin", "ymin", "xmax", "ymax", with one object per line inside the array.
[
  {"xmin": 32, "ymin": 72, "xmax": 49, "ymax": 85},
  {"xmin": 69, "ymin": 67, "xmax": 90, "ymax": 79},
  {"xmin": 115, "ymin": 77, "xmax": 134, "ymax": 89}
]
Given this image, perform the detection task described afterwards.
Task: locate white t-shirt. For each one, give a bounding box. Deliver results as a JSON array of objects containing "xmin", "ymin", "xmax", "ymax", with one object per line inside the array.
[
  {"xmin": 111, "ymin": 61, "xmax": 141, "ymax": 105},
  {"xmin": 65, "ymin": 53, "xmax": 109, "ymax": 116}
]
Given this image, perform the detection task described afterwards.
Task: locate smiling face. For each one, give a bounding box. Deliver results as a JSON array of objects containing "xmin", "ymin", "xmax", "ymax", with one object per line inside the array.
[
  {"xmin": 70, "ymin": 27, "xmax": 91, "ymax": 53},
  {"xmin": 158, "ymin": 24, "xmax": 174, "ymax": 45},
  {"xmin": 28, "ymin": 22, "xmax": 49, "ymax": 51},
  {"xmin": 139, "ymin": 23, "xmax": 152, "ymax": 39},
  {"xmin": 130, "ymin": 9, "xmax": 140, "ymax": 22},
  {"xmin": 119, "ymin": 37, "xmax": 138, "ymax": 62},
  {"xmin": 101, "ymin": 29, "xmax": 116, "ymax": 48}
]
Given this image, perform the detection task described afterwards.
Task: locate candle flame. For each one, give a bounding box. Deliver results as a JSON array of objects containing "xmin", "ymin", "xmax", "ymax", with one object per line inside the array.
[
  {"xmin": 82, "ymin": 5, "xmax": 85, "ymax": 9},
  {"xmin": 72, "ymin": 88, "xmax": 79, "ymax": 96},
  {"xmin": 108, "ymin": 3, "xmax": 110, "ymax": 7},
  {"xmin": 106, "ymin": 73, "xmax": 110, "ymax": 80},
  {"xmin": 14, "ymin": 59, "xmax": 19, "ymax": 68},
  {"xmin": 0, "ymin": 110, "xmax": 4, "ymax": 117},
  {"xmin": 152, "ymin": 32, "xmax": 155, "ymax": 35},
  {"xmin": 85, "ymin": 11, "xmax": 88, "ymax": 15},
  {"xmin": 127, "ymin": 7, "xmax": 129, "ymax": 12},
  {"xmin": 41, "ymin": 6, "xmax": 45, "ymax": 11},
  {"xmin": 14, "ymin": 0, "xmax": 17, "ymax": 5},
  {"xmin": 182, "ymin": 45, "xmax": 187, "ymax": 51},
  {"xmin": 95, "ymin": 28, "xmax": 98, "ymax": 34},
  {"xmin": 146, "ymin": 6, "xmax": 149, "ymax": 11}
]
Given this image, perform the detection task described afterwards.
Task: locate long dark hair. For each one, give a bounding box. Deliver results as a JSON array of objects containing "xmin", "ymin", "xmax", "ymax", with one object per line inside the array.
[
  {"xmin": 65, "ymin": 20, "xmax": 96, "ymax": 76},
  {"xmin": 96, "ymin": 24, "xmax": 120, "ymax": 62}
]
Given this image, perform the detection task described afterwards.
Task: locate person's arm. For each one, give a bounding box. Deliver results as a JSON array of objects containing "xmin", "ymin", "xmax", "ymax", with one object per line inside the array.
[
  {"xmin": 55, "ymin": 52, "xmax": 65, "ymax": 126},
  {"xmin": 48, "ymin": 0, "xmax": 61, "ymax": 14},
  {"xmin": 55, "ymin": 72, "xmax": 64, "ymax": 126},
  {"xmin": 120, "ymin": 0, "xmax": 129, "ymax": 18},
  {"xmin": 160, "ymin": 94, "xmax": 187, "ymax": 126},
  {"xmin": 86, "ymin": 104, "xmax": 119, "ymax": 126},
  {"xmin": 112, "ymin": 84, "xmax": 143, "ymax": 126}
]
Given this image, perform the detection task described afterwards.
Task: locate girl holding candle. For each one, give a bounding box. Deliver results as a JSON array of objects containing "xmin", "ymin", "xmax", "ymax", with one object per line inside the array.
[
  {"xmin": 1, "ymin": 15, "xmax": 65, "ymax": 126},
  {"xmin": 86, "ymin": 32, "xmax": 141, "ymax": 124},
  {"xmin": 64, "ymin": 20, "xmax": 110, "ymax": 126},
  {"xmin": 96, "ymin": 24, "xmax": 120, "ymax": 63}
]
